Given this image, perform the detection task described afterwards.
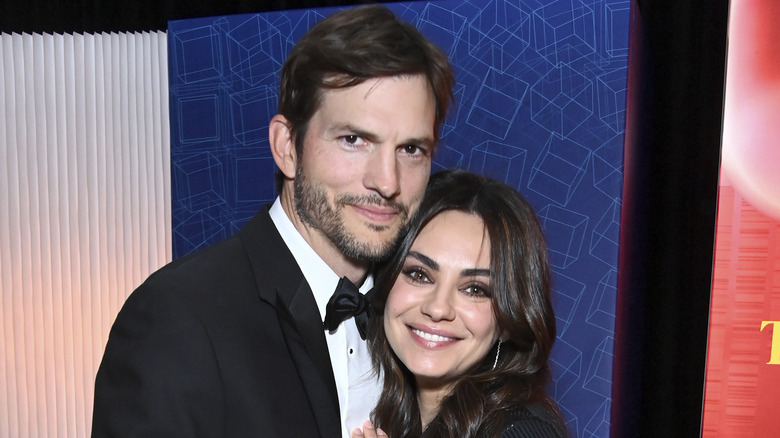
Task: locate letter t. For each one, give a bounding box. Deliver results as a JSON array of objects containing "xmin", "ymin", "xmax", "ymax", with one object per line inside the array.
[{"xmin": 760, "ymin": 321, "xmax": 780, "ymax": 364}]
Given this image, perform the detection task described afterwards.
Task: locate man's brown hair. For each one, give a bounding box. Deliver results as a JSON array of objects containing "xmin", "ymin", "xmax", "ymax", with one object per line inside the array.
[{"xmin": 274, "ymin": 4, "xmax": 455, "ymax": 193}]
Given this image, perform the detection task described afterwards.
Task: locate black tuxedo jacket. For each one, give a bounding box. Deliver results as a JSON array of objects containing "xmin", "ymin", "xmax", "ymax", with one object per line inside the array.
[{"xmin": 92, "ymin": 206, "xmax": 342, "ymax": 437}]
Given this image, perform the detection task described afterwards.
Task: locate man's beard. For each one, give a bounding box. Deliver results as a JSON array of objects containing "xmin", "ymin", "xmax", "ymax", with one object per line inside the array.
[{"xmin": 293, "ymin": 169, "xmax": 410, "ymax": 263}]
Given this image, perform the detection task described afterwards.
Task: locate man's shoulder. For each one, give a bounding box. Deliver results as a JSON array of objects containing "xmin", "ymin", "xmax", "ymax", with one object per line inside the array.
[
  {"xmin": 151, "ymin": 206, "xmax": 282, "ymax": 283},
  {"xmin": 121, "ymin": 234, "xmax": 249, "ymax": 314},
  {"xmin": 115, "ymin": 205, "xmax": 311, "ymax": 326},
  {"xmin": 164, "ymin": 233, "xmax": 248, "ymax": 274}
]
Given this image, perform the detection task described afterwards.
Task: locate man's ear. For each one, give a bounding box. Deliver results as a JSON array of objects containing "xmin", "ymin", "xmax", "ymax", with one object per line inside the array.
[{"xmin": 269, "ymin": 114, "xmax": 297, "ymax": 179}]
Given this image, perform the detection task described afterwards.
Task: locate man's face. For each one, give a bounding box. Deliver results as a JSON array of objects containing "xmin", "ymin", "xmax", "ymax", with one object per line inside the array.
[{"xmin": 294, "ymin": 75, "xmax": 436, "ymax": 262}]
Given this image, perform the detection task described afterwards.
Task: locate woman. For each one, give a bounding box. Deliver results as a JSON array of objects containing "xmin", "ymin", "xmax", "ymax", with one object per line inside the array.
[{"xmin": 354, "ymin": 169, "xmax": 567, "ymax": 438}]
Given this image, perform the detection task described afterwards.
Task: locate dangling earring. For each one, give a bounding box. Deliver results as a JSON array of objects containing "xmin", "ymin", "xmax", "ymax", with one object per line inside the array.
[{"xmin": 492, "ymin": 339, "xmax": 503, "ymax": 370}]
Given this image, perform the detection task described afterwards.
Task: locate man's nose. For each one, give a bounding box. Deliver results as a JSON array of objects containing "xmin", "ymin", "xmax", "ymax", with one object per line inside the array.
[{"xmin": 363, "ymin": 147, "xmax": 400, "ymax": 199}]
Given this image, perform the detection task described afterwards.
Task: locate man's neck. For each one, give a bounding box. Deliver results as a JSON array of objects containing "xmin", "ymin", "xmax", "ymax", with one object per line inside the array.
[{"xmin": 279, "ymin": 189, "xmax": 369, "ymax": 286}]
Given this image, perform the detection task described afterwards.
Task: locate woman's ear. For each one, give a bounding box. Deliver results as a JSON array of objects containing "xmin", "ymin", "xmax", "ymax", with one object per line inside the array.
[{"xmin": 269, "ymin": 114, "xmax": 297, "ymax": 179}]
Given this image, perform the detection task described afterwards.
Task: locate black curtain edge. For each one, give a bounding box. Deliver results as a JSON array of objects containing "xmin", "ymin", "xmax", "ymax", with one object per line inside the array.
[
  {"xmin": 611, "ymin": 1, "xmax": 727, "ymax": 437},
  {"xmin": 0, "ymin": 0, "xmax": 401, "ymax": 35}
]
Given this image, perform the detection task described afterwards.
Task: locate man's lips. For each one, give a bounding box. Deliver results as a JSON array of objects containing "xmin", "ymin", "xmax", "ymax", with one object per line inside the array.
[{"xmin": 350, "ymin": 204, "xmax": 399, "ymax": 222}]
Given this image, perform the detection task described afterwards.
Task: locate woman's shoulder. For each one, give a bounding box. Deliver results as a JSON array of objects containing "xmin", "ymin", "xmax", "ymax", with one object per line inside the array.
[{"xmin": 499, "ymin": 402, "xmax": 569, "ymax": 438}]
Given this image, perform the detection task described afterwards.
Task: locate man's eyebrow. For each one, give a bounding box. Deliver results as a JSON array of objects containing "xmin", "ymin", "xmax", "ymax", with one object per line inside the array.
[
  {"xmin": 329, "ymin": 123, "xmax": 434, "ymax": 148},
  {"xmin": 329, "ymin": 123, "xmax": 378, "ymax": 141}
]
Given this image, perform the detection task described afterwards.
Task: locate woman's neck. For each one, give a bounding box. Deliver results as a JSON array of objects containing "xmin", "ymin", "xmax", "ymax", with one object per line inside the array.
[{"xmin": 417, "ymin": 383, "xmax": 451, "ymax": 430}]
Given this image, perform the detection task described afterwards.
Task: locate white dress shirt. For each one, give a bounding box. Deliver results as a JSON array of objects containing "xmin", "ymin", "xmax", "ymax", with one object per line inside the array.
[{"xmin": 269, "ymin": 199, "xmax": 381, "ymax": 438}]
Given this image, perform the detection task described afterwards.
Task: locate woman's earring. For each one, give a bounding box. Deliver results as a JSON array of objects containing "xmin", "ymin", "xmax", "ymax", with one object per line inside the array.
[{"xmin": 492, "ymin": 339, "xmax": 503, "ymax": 370}]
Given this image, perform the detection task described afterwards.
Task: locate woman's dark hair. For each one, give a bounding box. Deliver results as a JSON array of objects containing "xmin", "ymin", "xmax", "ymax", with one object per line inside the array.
[
  {"xmin": 367, "ymin": 169, "xmax": 560, "ymax": 437},
  {"xmin": 275, "ymin": 4, "xmax": 455, "ymax": 192}
]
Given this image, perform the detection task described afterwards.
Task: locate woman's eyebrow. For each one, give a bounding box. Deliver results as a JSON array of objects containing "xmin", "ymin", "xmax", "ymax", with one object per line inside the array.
[
  {"xmin": 461, "ymin": 268, "xmax": 491, "ymax": 278},
  {"xmin": 408, "ymin": 251, "xmax": 491, "ymax": 277},
  {"xmin": 407, "ymin": 251, "xmax": 438, "ymax": 271}
]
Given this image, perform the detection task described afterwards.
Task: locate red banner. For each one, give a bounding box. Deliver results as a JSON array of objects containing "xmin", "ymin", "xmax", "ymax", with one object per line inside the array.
[{"xmin": 702, "ymin": 0, "xmax": 780, "ymax": 435}]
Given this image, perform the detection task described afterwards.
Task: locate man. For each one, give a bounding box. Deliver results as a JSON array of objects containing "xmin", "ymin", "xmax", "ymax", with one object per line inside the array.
[{"xmin": 92, "ymin": 4, "xmax": 454, "ymax": 437}]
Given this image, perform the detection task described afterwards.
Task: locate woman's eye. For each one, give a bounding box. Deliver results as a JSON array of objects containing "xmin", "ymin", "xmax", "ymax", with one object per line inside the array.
[
  {"xmin": 403, "ymin": 267, "xmax": 430, "ymax": 284},
  {"xmin": 463, "ymin": 284, "xmax": 491, "ymax": 298}
]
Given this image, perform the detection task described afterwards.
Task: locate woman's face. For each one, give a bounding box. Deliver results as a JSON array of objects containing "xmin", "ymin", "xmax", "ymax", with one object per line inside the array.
[{"xmin": 384, "ymin": 210, "xmax": 501, "ymax": 391}]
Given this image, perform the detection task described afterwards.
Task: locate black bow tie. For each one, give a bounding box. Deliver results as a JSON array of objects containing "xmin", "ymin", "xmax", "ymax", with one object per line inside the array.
[{"xmin": 324, "ymin": 277, "xmax": 372, "ymax": 340}]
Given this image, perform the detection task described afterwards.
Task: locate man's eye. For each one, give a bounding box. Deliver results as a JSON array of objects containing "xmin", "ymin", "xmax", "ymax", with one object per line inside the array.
[
  {"xmin": 339, "ymin": 135, "xmax": 367, "ymax": 148},
  {"xmin": 402, "ymin": 144, "xmax": 426, "ymax": 156}
]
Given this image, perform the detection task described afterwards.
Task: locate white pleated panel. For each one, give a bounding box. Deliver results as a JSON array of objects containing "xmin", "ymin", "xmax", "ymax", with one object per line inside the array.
[{"xmin": 0, "ymin": 31, "xmax": 171, "ymax": 438}]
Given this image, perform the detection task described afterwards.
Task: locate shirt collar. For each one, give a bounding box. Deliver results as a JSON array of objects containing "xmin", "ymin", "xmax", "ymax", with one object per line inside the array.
[{"xmin": 268, "ymin": 198, "xmax": 374, "ymax": 321}]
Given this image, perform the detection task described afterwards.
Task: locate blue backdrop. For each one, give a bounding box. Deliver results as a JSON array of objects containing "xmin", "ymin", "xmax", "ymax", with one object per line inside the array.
[{"xmin": 168, "ymin": 1, "xmax": 628, "ymax": 436}]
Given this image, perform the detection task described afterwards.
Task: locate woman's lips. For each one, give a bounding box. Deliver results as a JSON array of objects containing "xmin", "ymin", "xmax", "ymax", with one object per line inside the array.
[
  {"xmin": 411, "ymin": 328, "xmax": 456, "ymax": 342},
  {"xmin": 408, "ymin": 325, "xmax": 459, "ymax": 347}
]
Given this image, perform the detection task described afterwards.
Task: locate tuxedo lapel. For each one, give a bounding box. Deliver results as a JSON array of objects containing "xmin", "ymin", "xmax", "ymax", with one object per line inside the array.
[
  {"xmin": 240, "ymin": 207, "xmax": 341, "ymax": 437},
  {"xmin": 287, "ymin": 280, "xmax": 338, "ymax": 394},
  {"xmin": 275, "ymin": 284, "xmax": 341, "ymax": 437}
]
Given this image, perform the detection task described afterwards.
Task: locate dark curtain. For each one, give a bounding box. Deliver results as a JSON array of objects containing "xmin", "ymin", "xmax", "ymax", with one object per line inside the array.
[
  {"xmin": 0, "ymin": 0, "xmax": 398, "ymax": 34},
  {"xmin": 2, "ymin": 0, "xmax": 728, "ymax": 436},
  {"xmin": 612, "ymin": 0, "xmax": 727, "ymax": 437}
]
